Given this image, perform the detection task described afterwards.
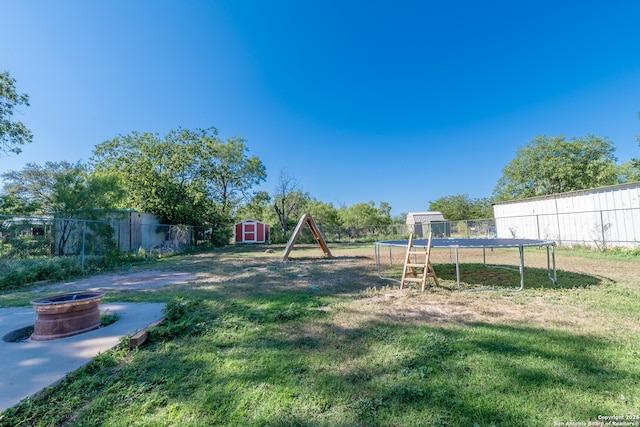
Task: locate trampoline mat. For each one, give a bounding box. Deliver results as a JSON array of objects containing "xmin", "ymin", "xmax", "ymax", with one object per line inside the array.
[{"xmin": 377, "ymin": 238, "xmax": 555, "ymax": 248}]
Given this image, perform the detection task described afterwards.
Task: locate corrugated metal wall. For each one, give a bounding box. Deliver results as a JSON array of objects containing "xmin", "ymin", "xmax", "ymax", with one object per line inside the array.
[{"xmin": 493, "ymin": 182, "xmax": 640, "ymax": 248}]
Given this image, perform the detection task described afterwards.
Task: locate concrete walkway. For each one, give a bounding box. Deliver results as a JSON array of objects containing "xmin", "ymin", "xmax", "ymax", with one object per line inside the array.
[{"xmin": 0, "ymin": 302, "xmax": 165, "ymax": 412}]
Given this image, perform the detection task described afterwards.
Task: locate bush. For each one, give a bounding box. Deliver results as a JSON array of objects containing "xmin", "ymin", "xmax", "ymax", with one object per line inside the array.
[
  {"xmin": 0, "ymin": 251, "xmax": 146, "ymax": 290},
  {"xmin": 0, "ymin": 257, "xmax": 81, "ymax": 289},
  {"xmin": 210, "ymin": 226, "xmax": 233, "ymax": 246}
]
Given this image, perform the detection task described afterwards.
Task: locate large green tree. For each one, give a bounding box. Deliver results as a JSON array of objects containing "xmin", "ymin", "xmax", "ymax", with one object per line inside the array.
[
  {"xmin": 493, "ymin": 134, "xmax": 618, "ymax": 201},
  {"xmin": 429, "ymin": 194, "xmax": 493, "ymax": 220},
  {"xmin": 1, "ymin": 161, "xmax": 80, "ymax": 214},
  {"xmin": 92, "ymin": 129, "xmax": 206, "ymax": 225},
  {"xmin": 50, "ymin": 165, "xmax": 124, "ymax": 255},
  {"xmin": 0, "ymin": 71, "xmax": 32, "ymax": 156},
  {"xmin": 51, "ymin": 166, "xmax": 123, "ymax": 218},
  {"xmin": 616, "ymin": 161, "xmax": 640, "ymax": 183},
  {"xmin": 305, "ymin": 199, "xmax": 342, "ymax": 227},
  {"xmin": 0, "ymin": 161, "xmax": 124, "ymax": 254},
  {"xmin": 0, "ymin": 160, "xmax": 124, "ymax": 216},
  {"xmin": 338, "ymin": 201, "xmax": 392, "ymax": 228},
  {"xmin": 91, "ymin": 127, "xmax": 265, "ymax": 230},
  {"xmin": 199, "ymin": 136, "xmax": 267, "ymax": 218}
]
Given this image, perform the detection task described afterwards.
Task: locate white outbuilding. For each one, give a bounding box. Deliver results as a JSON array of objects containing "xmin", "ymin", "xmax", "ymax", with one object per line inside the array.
[
  {"xmin": 493, "ymin": 181, "xmax": 640, "ymax": 248},
  {"xmin": 405, "ymin": 212, "xmax": 446, "ymax": 237}
]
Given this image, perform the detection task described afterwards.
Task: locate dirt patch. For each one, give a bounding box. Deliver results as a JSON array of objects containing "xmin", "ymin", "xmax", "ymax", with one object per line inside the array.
[
  {"xmin": 39, "ymin": 270, "xmax": 198, "ymax": 292},
  {"xmin": 25, "ymin": 244, "xmax": 638, "ymax": 338}
]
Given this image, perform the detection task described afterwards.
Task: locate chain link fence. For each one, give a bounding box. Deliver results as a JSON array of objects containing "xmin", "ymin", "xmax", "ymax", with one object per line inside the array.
[
  {"xmin": 6, "ymin": 207, "xmax": 635, "ymax": 270},
  {"xmin": 279, "ymin": 219, "xmax": 497, "ymax": 244},
  {"xmin": 0, "ymin": 215, "xmax": 209, "ymax": 268},
  {"xmin": 495, "ymin": 207, "xmax": 640, "ymax": 250}
]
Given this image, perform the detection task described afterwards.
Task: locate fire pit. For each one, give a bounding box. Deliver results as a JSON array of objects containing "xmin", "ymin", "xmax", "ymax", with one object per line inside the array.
[{"xmin": 30, "ymin": 291, "xmax": 105, "ymax": 341}]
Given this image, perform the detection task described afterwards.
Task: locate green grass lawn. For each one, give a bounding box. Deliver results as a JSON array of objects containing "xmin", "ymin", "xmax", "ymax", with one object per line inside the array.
[{"xmin": 1, "ymin": 244, "xmax": 639, "ymax": 426}]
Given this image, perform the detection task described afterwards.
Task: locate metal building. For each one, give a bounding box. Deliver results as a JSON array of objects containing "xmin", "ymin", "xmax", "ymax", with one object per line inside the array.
[
  {"xmin": 493, "ymin": 182, "xmax": 640, "ymax": 248},
  {"xmin": 405, "ymin": 212, "xmax": 447, "ymax": 237}
]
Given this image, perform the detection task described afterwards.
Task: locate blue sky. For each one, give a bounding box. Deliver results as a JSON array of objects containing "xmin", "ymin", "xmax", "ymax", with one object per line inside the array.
[{"xmin": 2, "ymin": 1, "xmax": 639, "ymax": 216}]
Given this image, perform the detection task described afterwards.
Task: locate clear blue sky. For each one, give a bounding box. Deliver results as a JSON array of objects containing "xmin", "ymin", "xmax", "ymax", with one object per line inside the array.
[{"xmin": 2, "ymin": 1, "xmax": 639, "ymax": 216}]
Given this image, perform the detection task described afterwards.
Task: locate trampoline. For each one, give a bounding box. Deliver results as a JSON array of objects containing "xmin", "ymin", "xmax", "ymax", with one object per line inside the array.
[{"xmin": 374, "ymin": 238, "xmax": 557, "ymax": 292}]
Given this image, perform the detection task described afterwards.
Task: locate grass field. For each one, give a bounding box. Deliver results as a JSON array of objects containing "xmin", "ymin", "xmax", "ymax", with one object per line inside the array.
[{"xmin": 1, "ymin": 244, "xmax": 639, "ymax": 426}]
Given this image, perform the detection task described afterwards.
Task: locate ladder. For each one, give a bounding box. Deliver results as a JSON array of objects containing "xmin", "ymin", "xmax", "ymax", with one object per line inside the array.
[{"xmin": 400, "ymin": 232, "xmax": 439, "ymax": 291}]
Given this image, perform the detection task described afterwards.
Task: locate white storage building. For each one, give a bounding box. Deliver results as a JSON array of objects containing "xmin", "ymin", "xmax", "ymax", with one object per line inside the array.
[
  {"xmin": 493, "ymin": 182, "xmax": 640, "ymax": 248},
  {"xmin": 406, "ymin": 212, "xmax": 446, "ymax": 237}
]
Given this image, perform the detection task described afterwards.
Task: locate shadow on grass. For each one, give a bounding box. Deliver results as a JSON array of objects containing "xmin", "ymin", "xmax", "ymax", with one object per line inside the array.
[
  {"xmin": 379, "ymin": 263, "xmax": 603, "ymax": 292},
  {"xmin": 0, "ymin": 249, "xmax": 629, "ymax": 426},
  {"xmin": 199, "ymin": 309, "xmax": 637, "ymax": 426},
  {"xmin": 5, "ymin": 288, "xmax": 635, "ymax": 426},
  {"xmin": 432, "ymin": 263, "xmax": 603, "ymax": 291}
]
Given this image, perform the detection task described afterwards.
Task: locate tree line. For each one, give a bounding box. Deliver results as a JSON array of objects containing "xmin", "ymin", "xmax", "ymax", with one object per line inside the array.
[{"xmin": 1, "ymin": 70, "xmax": 640, "ymax": 243}]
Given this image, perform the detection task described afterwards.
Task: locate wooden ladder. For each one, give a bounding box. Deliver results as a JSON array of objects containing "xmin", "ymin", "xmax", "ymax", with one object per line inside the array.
[{"xmin": 400, "ymin": 232, "xmax": 439, "ymax": 291}]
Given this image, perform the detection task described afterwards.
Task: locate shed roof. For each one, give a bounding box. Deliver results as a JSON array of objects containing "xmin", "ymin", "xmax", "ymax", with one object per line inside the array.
[
  {"xmin": 492, "ymin": 181, "xmax": 640, "ymax": 206},
  {"xmin": 234, "ymin": 219, "xmax": 268, "ymax": 225},
  {"xmin": 406, "ymin": 211, "xmax": 444, "ymax": 224}
]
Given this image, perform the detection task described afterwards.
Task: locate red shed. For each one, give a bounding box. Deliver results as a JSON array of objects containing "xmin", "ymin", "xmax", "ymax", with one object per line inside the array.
[{"xmin": 234, "ymin": 219, "xmax": 270, "ymax": 244}]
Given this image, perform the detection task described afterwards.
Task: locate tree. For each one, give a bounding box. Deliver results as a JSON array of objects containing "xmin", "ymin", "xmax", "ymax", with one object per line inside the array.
[
  {"xmin": 305, "ymin": 199, "xmax": 342, "ymax": 227},
  {"xmin": 493, "ymin": 134, "xmax": 618, "ymax": 201},
  {"xmin": 339, "ymin": 201, "xmax": 392, "ymax": 228},
  {"xmin": 0, "ymin": 161, "xmax": 124, "ymax": 254},
  {"xmin": 198, "ymin": 135, "xmax": 266, "ymax": 218},
  {"xmin": 92, "ymin": 129, "xmax": 208, "ymax": 225},
  {"xmin": 0, "ymin": 71, "xmax": 33, "ymax": 156},
  {"xmin": 91, "ymin": 127, "xmax": 265, "ymax": 232},
  {"xmin": 429, "ymin": 194, "xmax": 493, "ymax": 220},
  {"xmin": 272, "ymin": 170, "xmax": 307, "ymax": 239},
  {"xmin": 235, "ymin": 191, "xmax": 272, "ymax": 222},
  {"xmin": 609, "ymin": 113, "xmax": 640, "ymax": 183},
  {"xmin": 51, "ymin": 166, "xmax": 123, "ymax": 218},
  {"xmin": 0, "ymin": 193, "xmax": 31, "ymax": 216},
  {"xmin": 1, "ymin": 161, "xmax": 80, "ymax": 214},
  {"xmin": 392, "ymin": 213, "xmax": 408, "ymax": 224},
  {"xmin": 616, "ymin": 161, "xmax": 640, "ymax": 184},
  {"xmin": 50, "ymin": 165, "xmax": 124, "ymax": 255}
]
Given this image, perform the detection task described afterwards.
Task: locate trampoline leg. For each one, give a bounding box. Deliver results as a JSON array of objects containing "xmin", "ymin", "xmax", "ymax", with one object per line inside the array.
[
  {"xmin": 455, "ymin": 247, "xmax": 461, "ymax": 290},
  {"xmin": 374, "ymin": 243, "xmax": 401, "ymax": 284},
  {"xmin": 547, "ymin": 245, "xmax": 557, "ymax": 285},
  {"xmin": 518, "ymin": 246, "xmax": 525, "ymax": 292}
]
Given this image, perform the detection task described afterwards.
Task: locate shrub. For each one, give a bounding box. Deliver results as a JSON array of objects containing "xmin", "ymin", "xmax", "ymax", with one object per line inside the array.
[{"xmin": 0, "ymin": 251, "xmax": 147, "ymax": 290}]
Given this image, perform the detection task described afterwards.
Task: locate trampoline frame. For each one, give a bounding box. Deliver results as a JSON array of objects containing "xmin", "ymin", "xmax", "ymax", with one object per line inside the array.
[{"xmin": 374, "ymin": 238, "xmax": 557, "ymax": 292}]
